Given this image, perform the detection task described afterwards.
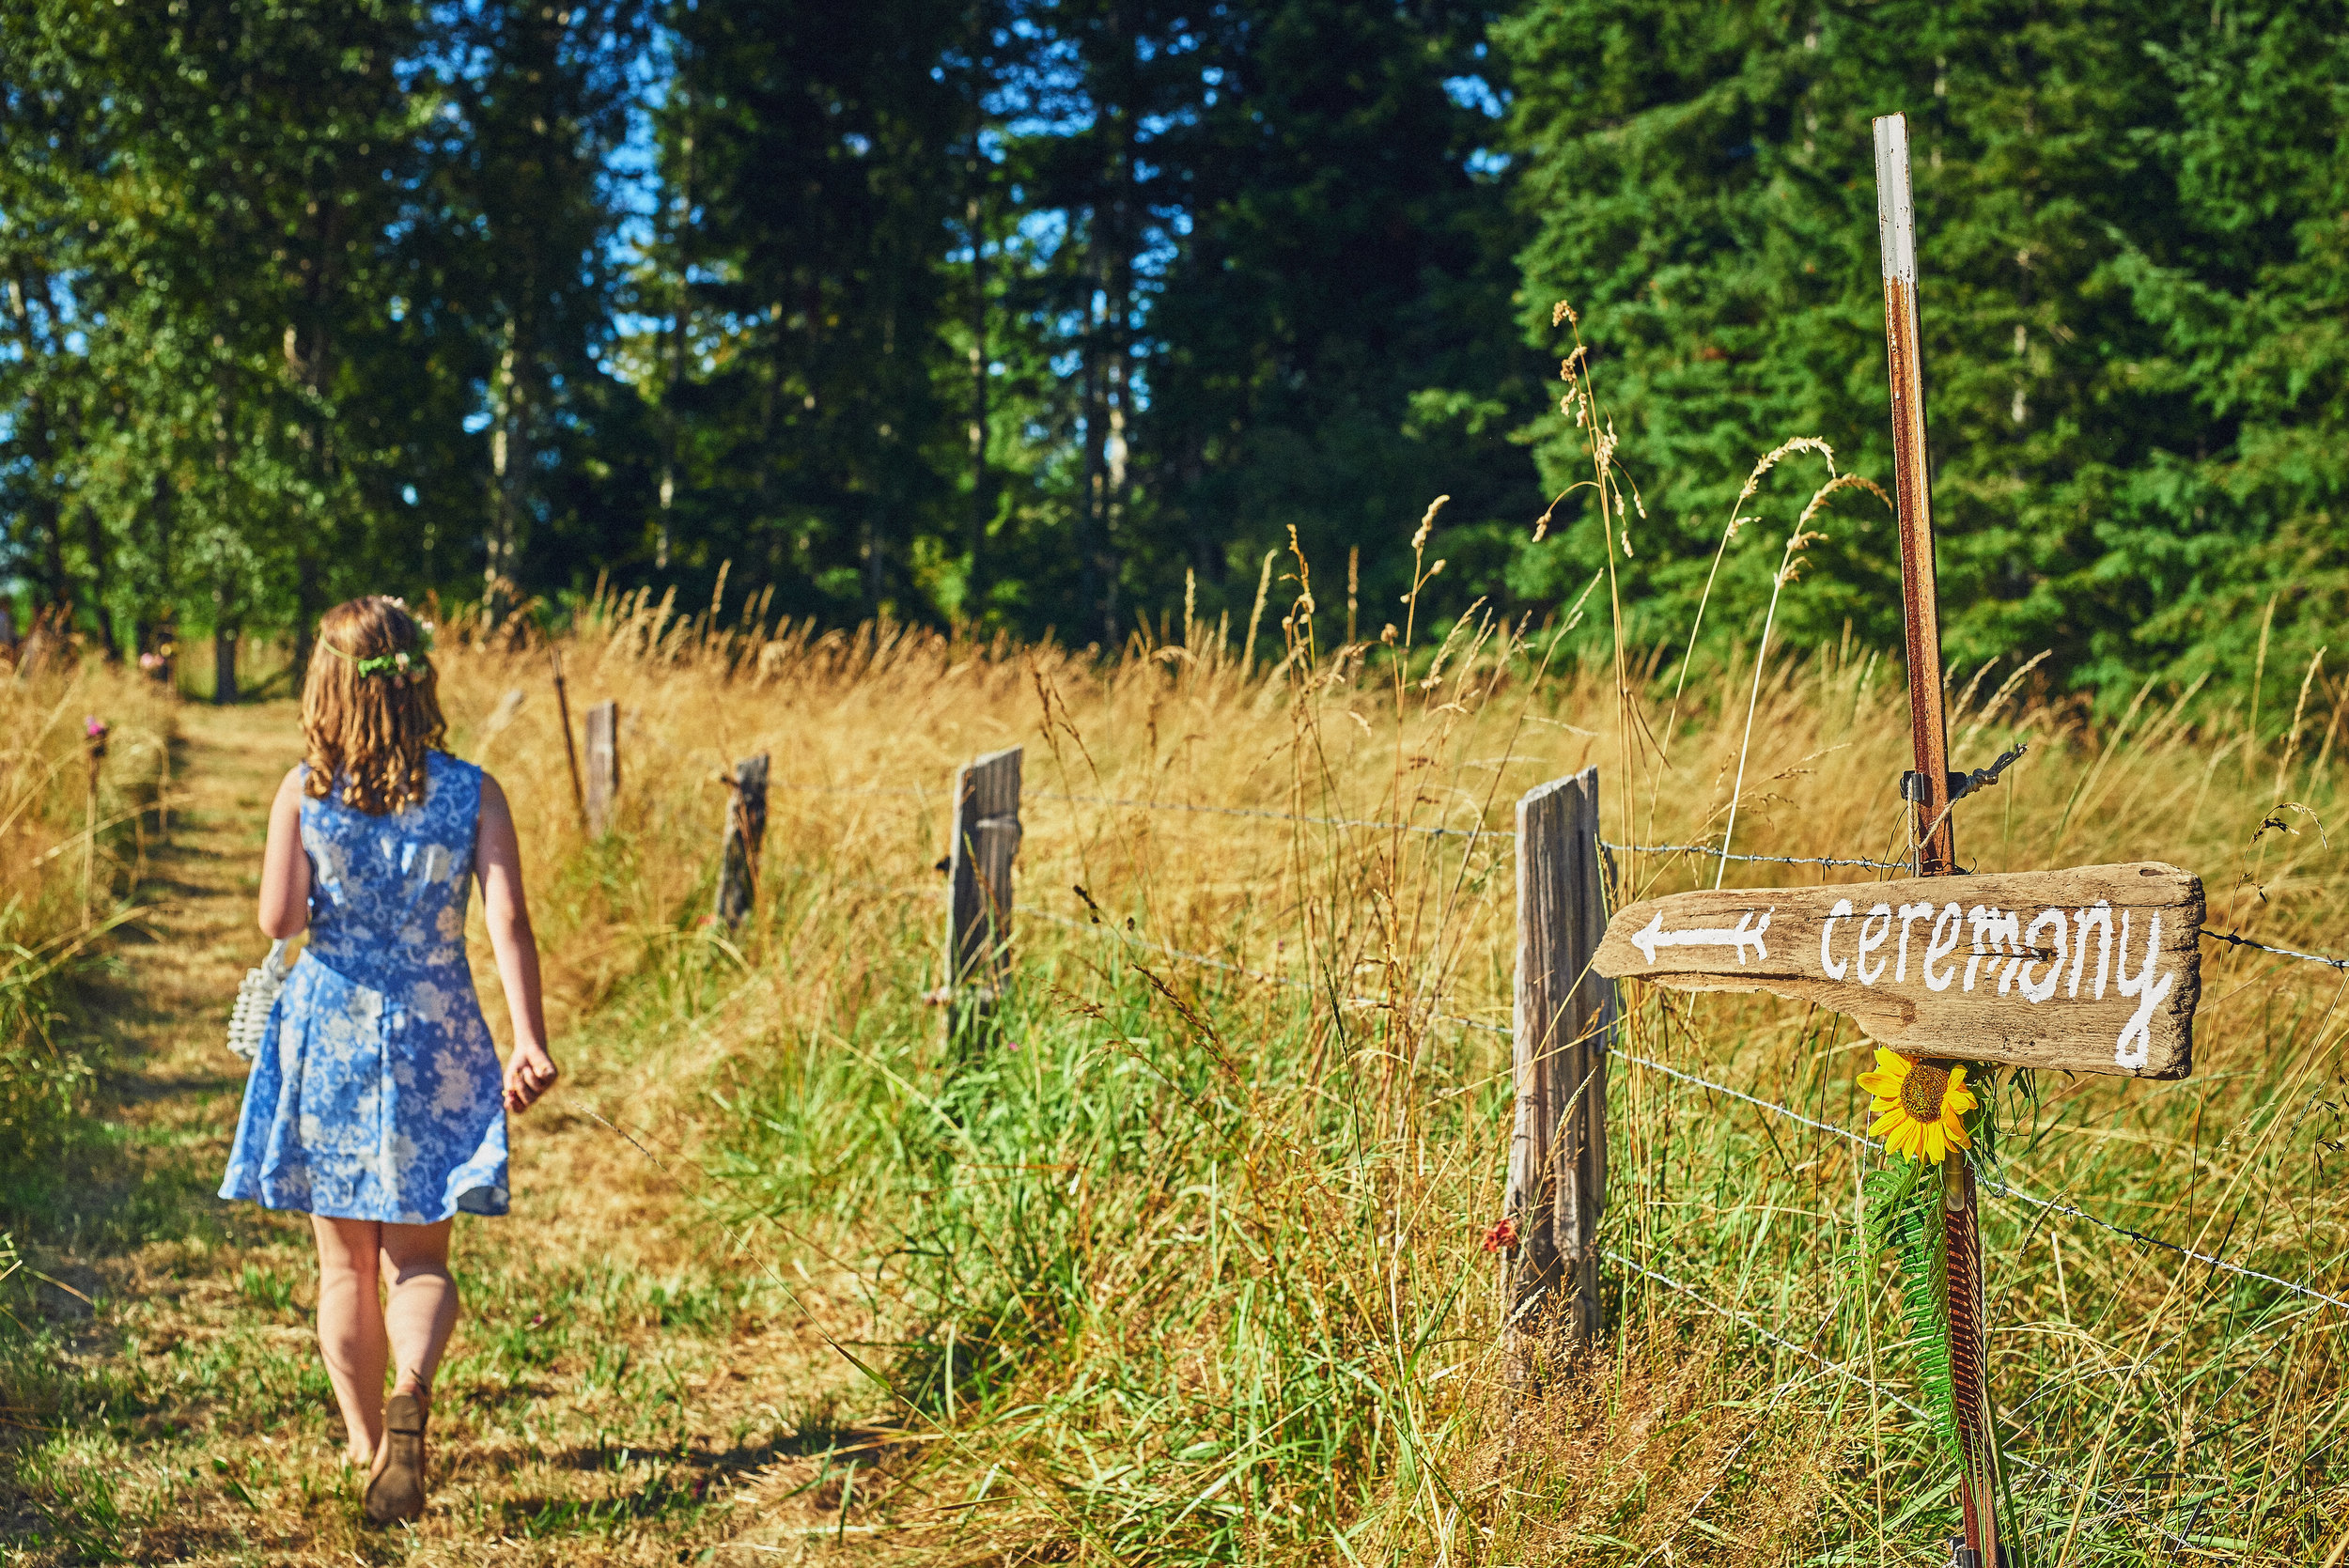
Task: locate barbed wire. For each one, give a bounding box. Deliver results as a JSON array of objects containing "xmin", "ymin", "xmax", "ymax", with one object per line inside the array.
[
  {"xmin": 1014, "ymin": 898, "xmax": 2349, "ymax": 1319},
  {"xmin": 1041, "ymin": 792, "xmax": 1919, "ymax": 870},
  {"xmin": 1606, "ymin": 1250, "xmax": 1929, "ymax": 1420},
  {"xmin": 1607, "ymin": 1049, "xmax": 1868, "ymax": 1145},
  {"xmin": 1604, "ymin": 840, "xmax": 1914, "ymax": 873},
  {"xmin": 1029, "ymin": 789, "xmax": 1507, "ymax": 840},
  {"xmin": 770, "ymin": 780, "xmax": 933, "ymax": 801},
  {"xmin": 1976, "ymin": 1177, "xmax": 2349, "ymax": 1315},
  {"xmin": 1609, "ymin": 1251, "xmax": 2201, "ymax": 1544},
  {"xmin": 1025, "ymin": 906, "xmax": 1297, "ymax": 988},
  {"xmin": 772, "ymin": 774, "xmax": 1917, "ymax": 867},
  {"xmin": 2200, "ymin": 926, "xmax": 2349, "ymax": 973},
  {"xmin": 773, "ymin": 779, "xmax": 2349, "ymax": 987}
]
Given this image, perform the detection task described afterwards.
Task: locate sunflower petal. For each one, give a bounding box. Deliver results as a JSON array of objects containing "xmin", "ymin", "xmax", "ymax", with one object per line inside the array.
[
  {"xmin": 1870, "ymin": 1108, "xmax": 1904, "ymax": 1137},
  {"xmin": 1923, "ymin": 1121, "xmax": 1946, "ymax": 1162},
  {"xmin": 1944, "ymin": 1113, "xmax": 1972, "ymax": 1150}
]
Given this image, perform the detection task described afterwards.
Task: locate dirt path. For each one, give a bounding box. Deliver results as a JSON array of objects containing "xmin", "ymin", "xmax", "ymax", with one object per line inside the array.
[{"xmin": 4, "ymin": 701, "xmax": 870, "ymax": 1566}]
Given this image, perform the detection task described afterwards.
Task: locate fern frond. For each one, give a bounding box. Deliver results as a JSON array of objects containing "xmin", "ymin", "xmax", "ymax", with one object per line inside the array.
[{"xmin": 1873, "ymin": 1159, "xmax": 1959, "ymax": 1455}]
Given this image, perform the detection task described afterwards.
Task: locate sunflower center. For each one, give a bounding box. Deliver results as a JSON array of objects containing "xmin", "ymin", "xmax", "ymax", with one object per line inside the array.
[{"xmin": 1901, "ymin": 1060, "xmax": 1953, "ymax": 1122}]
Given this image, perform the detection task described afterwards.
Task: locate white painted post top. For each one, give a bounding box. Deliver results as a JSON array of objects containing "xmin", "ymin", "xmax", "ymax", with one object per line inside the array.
[{"xmin": 1873, "ymin": 113, "xmax": 1916, "ymax": 284}]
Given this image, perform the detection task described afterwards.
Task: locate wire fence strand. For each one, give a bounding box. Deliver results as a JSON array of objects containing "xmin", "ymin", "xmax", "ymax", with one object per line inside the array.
[
  {"xmin": 2200, "ymin": 925, "xmax": 2349, "ymax": 973},
  {"xmin": 1976, "ymin": 1177, "xmax": 2349, "ymax": 1314},
  {"xmin": 1030, "ymin": 789, "xmax": 1508, "ymax": 839},
  {"xmin": 1606, "ymin": 1250, "xmax": 1929, "ymax": 1420},
  {"xmin": 775, "ymin": 774, "xmax": 2349, "ymax": 982},
  {"xmin": 1602, "ymin": 840, "xmax": 1915, "ymax": 873},
  {"xmin": 775, "ymin": 774, "xmax": 1924, "ymax": 867},
  {"xmin": 799, "ymin": 775, "xmax": 2349, "ymax": 1318},
  {"xmin": 1017, "ymin": 898, "xmax": 2349, "ymax": 1319},
  {"xmin": 1610, "ymin": 1250, "xmax": 2203, "ymax": 1545}
]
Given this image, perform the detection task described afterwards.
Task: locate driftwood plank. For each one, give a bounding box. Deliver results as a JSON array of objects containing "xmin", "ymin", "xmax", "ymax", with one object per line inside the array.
[
  {"xmin": 1594, "ymin": 862, "xmax": 2201, "ymax": 1079},
  {"xmin": 1507, "ymin": 768, "xmax": 1612, "ymax": 1347}
]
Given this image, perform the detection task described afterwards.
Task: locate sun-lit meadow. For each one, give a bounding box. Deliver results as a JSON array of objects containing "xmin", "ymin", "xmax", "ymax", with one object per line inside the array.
[
  {"xmin": 422, "ymin": 573, "xmax": 2348, "ymax": 1560},
  {"xmin": 5, "ymin": 536, "xmax": 2349, "ymax": 1561}
]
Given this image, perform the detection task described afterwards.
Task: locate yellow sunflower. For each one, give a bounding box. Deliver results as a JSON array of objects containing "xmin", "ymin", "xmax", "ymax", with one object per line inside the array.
[{"xmin": 1857, "ymin": 1048, "xmax": 1977, "ymax": 1163}]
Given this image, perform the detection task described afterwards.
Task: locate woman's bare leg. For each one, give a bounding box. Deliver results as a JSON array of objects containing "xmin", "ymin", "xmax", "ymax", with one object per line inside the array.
[
  {"xmin": 378, "ymin": 1219, "xmax": 459, "ymax": 1403},
  {"xmin": 311, "ymin": 1215, "xmax": 389, "ymax": 1465}
]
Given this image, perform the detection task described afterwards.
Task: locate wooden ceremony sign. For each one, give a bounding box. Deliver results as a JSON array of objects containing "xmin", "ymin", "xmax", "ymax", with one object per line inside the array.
[{"xmin": 1594, "ymin": 862, "xmax": 2202, "ymax": 1079}]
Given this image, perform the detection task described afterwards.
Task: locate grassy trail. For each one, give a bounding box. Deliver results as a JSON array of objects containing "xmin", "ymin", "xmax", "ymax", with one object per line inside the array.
[{"xmin": 5, "ymin": 701, "xmax": 874, "ymax": 1566}]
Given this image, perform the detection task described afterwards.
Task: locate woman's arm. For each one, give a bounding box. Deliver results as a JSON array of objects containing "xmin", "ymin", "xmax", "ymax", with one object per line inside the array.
[
  {"xmin": 257, "ymin": 767, "xmax": 311, "ymax": 939},
  {"xmin": 475, "ymin": 774, "xmax": 559, "ymax": 1112}
]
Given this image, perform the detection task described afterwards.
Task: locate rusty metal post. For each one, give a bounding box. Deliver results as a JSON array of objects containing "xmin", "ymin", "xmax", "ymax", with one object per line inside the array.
[
  {"xmin": 1875, "ymin": 111, "xmax": 2004, "ymax": 1566},
  {"xmin": 1875, "ymin": 116, "xmax": 1957, "ymax": 879}
]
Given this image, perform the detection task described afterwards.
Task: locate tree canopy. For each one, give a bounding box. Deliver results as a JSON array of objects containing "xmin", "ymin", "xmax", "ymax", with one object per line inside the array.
[{"xmin": 5, "ymin": 0, "xmax": 2345, "ymax": 707}]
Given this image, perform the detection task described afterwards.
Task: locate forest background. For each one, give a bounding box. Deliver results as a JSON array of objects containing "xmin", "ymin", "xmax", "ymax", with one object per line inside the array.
[{"xmin": 5, "ymin": 0, "xmax": 2347, "ymax": 703}]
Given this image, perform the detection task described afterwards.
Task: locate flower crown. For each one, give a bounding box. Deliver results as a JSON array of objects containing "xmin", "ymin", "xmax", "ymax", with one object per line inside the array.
[{"xmin": 324, "ymin": 614, "xmax": 436, "ymax": 682}]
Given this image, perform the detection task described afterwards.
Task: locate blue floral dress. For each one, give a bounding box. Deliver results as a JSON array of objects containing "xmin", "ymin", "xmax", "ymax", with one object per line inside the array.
[{"xmin": 220, "ymin": 751, "xmax": 510, "ymax": 1223}]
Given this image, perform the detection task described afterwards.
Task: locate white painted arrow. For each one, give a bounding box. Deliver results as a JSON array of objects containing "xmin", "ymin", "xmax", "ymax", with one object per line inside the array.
[{"xmin": 1630, "ymin": 908, "xmax": 1772, "ymax": 966}]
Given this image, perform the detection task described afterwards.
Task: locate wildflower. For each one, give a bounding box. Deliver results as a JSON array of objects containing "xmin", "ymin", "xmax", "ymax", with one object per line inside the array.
[
  {"xmin": 1857, "ymin": 1048, "xmax": 1976, "ymax": 1163},
  {"xmin": 1481, "ymin": 1217, "xmax": 1517, "ymax": 1254}
]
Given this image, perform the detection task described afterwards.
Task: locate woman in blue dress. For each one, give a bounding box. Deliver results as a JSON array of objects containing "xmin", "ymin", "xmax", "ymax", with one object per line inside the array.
[{"xmin": 220, "ymin": 595, "xmax": 559, "ymax": 1526}]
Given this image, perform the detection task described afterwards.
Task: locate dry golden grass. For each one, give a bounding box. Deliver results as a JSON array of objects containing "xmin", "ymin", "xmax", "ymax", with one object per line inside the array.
[
  {"xmin": 0, "ymin": 653, "xmax": 174, "ymax": 1165},
  {"xmin": 4, "ymin": 574, "xmax": 2346, "ymax": 1563},
  {"xmin": 432, "ymin": 586, "xmax": 2349, "ymax": 1562}
]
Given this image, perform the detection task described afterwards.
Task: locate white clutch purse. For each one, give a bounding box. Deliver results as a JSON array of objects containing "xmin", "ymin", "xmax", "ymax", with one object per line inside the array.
[{"xmin": 226, "ymin": 939, "xmax": 293, "ymax": 1061}]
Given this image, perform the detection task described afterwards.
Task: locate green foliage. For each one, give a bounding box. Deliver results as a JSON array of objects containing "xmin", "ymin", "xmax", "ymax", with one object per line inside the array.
[
  {"xmin": 2, "ymin": 0, "xmax": 1536, "ymax": 667},
  {"xmin": 1861, "ymin": 1157, "xmax": 1958, "ymax": 1458},
  {"xmin": 1496, "ymin": 0, "xmax": 2349, "ymax": 707},
  {"xmin": 0, "ymin": 0, "xmax": 649, "ymax": 655},
  {"xmin": 15, "ymin": 0, "xmax": 2349, "ymax": 704}
]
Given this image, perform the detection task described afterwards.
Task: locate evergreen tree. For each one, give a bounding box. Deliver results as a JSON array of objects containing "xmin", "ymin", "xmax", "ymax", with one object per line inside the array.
[{"xmin": 1493, "ymin": 0, "xmax": 2349, "ymax": 706}]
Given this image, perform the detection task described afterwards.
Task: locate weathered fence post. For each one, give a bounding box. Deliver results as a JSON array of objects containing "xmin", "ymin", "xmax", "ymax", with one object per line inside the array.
[
  {"xmin": 714, "ymin": 753, "xmax": 769, "ymax": 927},
  {"xmin": 83, "ymin": 717, "xmax": 108, "ymax": 919},
  {"xmin": 1507, "ymin": 767, "xmax": 1614, "ymax": 1359},
  {"xmin": 584, "ymin": 701, "xmax": 619, "ymax": 836},
  {"xmin": 945, "ymin": 747, "xmax": 1022, "ymax": 1025},
  {"xmin": 550, "ymin": 648, "xmax": 585, "ymax": 827}
]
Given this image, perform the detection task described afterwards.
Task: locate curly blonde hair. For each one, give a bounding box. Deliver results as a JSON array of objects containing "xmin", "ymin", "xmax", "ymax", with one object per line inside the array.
[{"xmin": 302, "ymin": 597, "xmax": 448, "ymax": 815}]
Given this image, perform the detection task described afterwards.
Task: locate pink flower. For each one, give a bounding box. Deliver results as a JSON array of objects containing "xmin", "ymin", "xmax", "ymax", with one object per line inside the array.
[
  {"xmin": 84, "ymin": 716, "xmax": 108, "ymax": 738},
  {"xmin": 1480, "ymin": 1218, "xmax": 1518, "ymax": 1254}
]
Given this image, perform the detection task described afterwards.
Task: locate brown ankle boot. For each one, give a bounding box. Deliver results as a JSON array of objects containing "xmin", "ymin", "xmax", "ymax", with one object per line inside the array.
[{"xmin": 363, "ymin": 1391, "xmax": 428, "ymax": 1525}]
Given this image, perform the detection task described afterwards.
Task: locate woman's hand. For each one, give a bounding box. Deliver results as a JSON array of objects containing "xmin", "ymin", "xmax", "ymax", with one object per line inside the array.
[
  {"xmin": 475, "ymin": 773, "xmax": 559, "ymax": 1115},
  {"xmin": 503, "ymin": 1041, "xmax": 559, "ymax": 1112}
]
